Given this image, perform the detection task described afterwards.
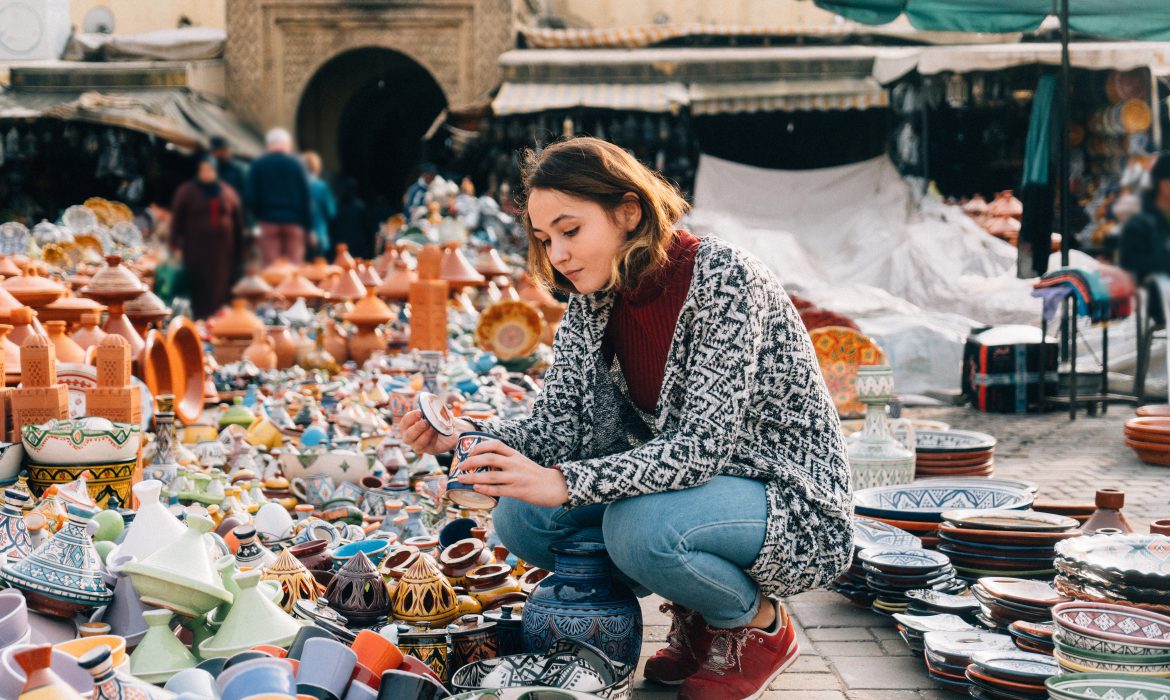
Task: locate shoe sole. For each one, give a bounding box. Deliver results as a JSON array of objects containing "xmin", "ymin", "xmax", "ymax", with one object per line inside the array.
[{"xmin": 740, "ymin": 637, "xmax": 800, "ymax": 700}]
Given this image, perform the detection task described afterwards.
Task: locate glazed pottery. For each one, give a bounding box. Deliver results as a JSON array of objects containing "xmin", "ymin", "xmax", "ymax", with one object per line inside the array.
[
  {"xmin": 1, "ymin": 503, "xmax": 112, "ymax": 618},
  {"xmin": 397, "ymin": 625, "xmax": 452, "ymax": 684},
  {"xmin": 296, "ymin": 637, "xmax": 357, "ymax": 699},
  {"xmin": 200, "ymin": 570, "xmax": 303, "ymax": 658},
  {"xmin": 466, "ymin": 564, "xmax": 523, "ymax": 609},
  {"xmin": 0, "ymin": 442, "xmax": 23, "ymax": 484},
  {"xmin": 162, "ymin": 668, "xmax": 218, "ymax": 698},
  {"xmin": 0, "ymin": 488, "xmax": 33, "ymax": 562},
  {"xmin": 391, "ymin": 551, "xmax": 472, "ymax": 627},
  {"xmin": 254, "ymin": 502, "xmax": 295, "ymax": 545},
  {"xmin": 22, "ymin": 417, "xmax": 141, "ymax": 465},
  {"xmin": 448, "ymin": 614, "xmax": 499, "ymax": 678},
  {"xmin": 219, "ymin": 657, "xmax": 297, "ymax": 700},
  {"xmin": 280, "ymin": 450, "xmax": 377, "ymax": 486},
  {"xmin": 288, "ymin": 539, "xmax": 334, "ymax": 573},
  {"xmin": 96, "ymin": 552, "xmax": 150, "ymax": 648},
  {"xmin": 121, "ymin": 513, "xmax": 234, "ymax": 618},
  {"xmin": 847, "ymin": 365, "xmax": 916, "ymax": 490},
  {"xmin": 483, "ymin": 605, "xmax": 526, "ymax": 657},
  {"xmin": 290, "ymin": 473, "xmax": 334, "ymax": 507},
  {"xmin": 27, "ymin": 460, "xmax": 135, "ymax": 509},
  {"xmin": 333, "ymin": 540, "xmax": 390, "ymax": 571},
  {"xmin": 853, "ymin": 483, "xmax": 1034, "ymax": 522},
  {"xmin": 127, "ymin": 609, "xmax": 197, "ymax": 683},
  {"xmin": 262, "ymin": 549, "xmax": 324, "ymax": 614},
  {"xmin": 12, "ymin": 644, "xmax": 84, "ymax": 699},
  {"xmin": 234, "ymin": 524, "xmax": 278, "ymax": 569},
  {"xmin": 78, "ymin": 643, "xmax": 167, "ymax": 700},
  {"xmin": 448, "ymin": 640, "xmax": 630, "ymax": 699},
  {"xmin": 522, "ymin": 542, "xmax": 642, "ymax": 667},
  {"xmin": 447, "ymin": 432, "xmax": 502, "ymax": 510},
  {"xmin": 114, "ymin": 480, "xmax": 185, "ymax": 562},
  {"xmin": 1082, "ymin": 488, "xmax": 1135, "ymax": 535},
  {"xmin": 350, "ymin": 629, "xmax": 403, "ymax": 677},
  {"xmin": 1046, "ymin": 672, "xmax": 1170, "ymax": 699},
  {"xmin": 326, "ymin": 551, "xmax": 392, "ymax": 627}
]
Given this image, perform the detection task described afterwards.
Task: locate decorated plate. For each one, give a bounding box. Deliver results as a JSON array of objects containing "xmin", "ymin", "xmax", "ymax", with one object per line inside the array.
[
  {"xmin": 1052, "ymin": 601, "xmax": 1170, "ymax": 645},
  {"xmin": 923, "ymin": 630, "xmax": 1016, "ymax": 663},
  {"xmin": 968, "ymin": 649, "xmax": 1060, "ymax": 682},
  {"xmin": 893, "ymin": 613, "xmax": 975, "ymax": 633},
  {"xmin": 857, "ymin": 547, "xmax": 950, "ymax": 573},
  {"xmin": 853, "ymin": 483, "xmax": 1034, "ymax": 522},
  {"xmin": 475, "ymin": 300, "xmax": 543, "ymax": 360},
  {"xmin": 1046, "ymin": 673, "xmax": 1170, "ymax": 700},
  {"xmin": 809, "ymin": 326, "xmax": 886, "ymax": 418},
  {"xmin": 62, "ymin": 205, "xmax": 98, "ymax": 232},
  {"xmin": 941, "ymin": 509, "xmax": 1079, "ymax": 532},
  {"xmin": 417, "ymin": 392, "xmax": 455, "ymax": 436},
  {"xmin": 911, "ymin": 429, "xmax": 997, "ymax": 453},
  {"xmin": 55, "ymin": 362, "xmax": 99, "ymax": 419},
  {"xmin": 1055, "ymin": 534, "xmax": 1170, "ymax": 587},
  {"xmin": 853, "ymin": 516, "xmax": 921, "ymax": 551},
  {"xmin": 977, "ymin": 577, "xmax": 1070, "ymax": 606},
  {"xmin": 938, "ymin": 524, "xmax": 1081, "ymax": 545}
]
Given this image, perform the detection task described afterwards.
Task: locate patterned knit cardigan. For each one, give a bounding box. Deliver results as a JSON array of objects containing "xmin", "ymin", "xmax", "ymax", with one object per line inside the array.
[{"xmin": 478, "ymin": 235, "xmax": 854, "ymax": 597}]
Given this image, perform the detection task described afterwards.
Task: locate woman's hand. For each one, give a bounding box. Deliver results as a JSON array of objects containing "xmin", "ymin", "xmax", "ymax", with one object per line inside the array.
[
  {"xmin": 399, "ymin": 410, "xmax": 474, "ymax": 455},
  {"xmin": 456, "ymin": 440, "xmax": 569, "ymax": 508}
]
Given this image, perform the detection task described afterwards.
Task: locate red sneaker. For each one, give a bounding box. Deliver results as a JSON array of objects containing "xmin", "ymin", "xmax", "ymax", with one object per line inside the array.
[
  {"xmin": 643, "ymin": 602, "xmax": 713, "ymax": 686},
  {"xmin": 678, "ymin": 601, "xmax": 799, "ymax": 700}
]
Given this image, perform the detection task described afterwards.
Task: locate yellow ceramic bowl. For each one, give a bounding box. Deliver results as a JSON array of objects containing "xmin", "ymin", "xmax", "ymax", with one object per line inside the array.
[
  {"xmin": 55, "ymin": 633, "xmax": 128, "ymax": 668},
  {"xmin": 181, "ymin": 424, "xmax": 219, "ymax": 444}
]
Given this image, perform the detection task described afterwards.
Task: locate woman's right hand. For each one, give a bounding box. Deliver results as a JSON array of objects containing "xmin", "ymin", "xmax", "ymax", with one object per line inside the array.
[{"xmin": 400, "ymin": 410, "xmax": 473, "ymax": 455}]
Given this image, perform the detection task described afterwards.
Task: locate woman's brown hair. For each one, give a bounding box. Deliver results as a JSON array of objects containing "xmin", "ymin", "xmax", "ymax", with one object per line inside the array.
[{"xmin": 519, "ymin": 137, "xmax": 690, "ymax": 294}]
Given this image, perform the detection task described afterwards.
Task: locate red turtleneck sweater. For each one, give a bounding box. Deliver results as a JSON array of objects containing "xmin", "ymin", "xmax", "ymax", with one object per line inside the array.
[{"xmin": 604, "ymin": 231, "xmax": 701, "ymax": 414}]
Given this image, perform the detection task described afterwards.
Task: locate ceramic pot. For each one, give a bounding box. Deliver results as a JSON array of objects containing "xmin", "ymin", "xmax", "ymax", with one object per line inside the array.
[
  {"xmin": 26, "ymin": 460, "xmax": 135, "ymax": 509},
  {"xmin": 325, "ymin": 551, "xmax": 392, "ymax": 627},
  {"xmin": 1083, "ymin": 488, "xmax": 1135, "ymax": 535},
  {"xmin": 482, "ymin": 604, "xmax": 525, "ymax": 657},
  {"xmin": 332, "ymin": 540, "xmax": 390, "ymax": 571},
  {"xmin": 163, "ymin": 668, "xmax": 219, "ymax": 698},
  {"xmin": 128, "ymin": 610, "xmax": 197, "ymax": 684},
  {"xmin": 243, "ymin": 331, "xmax": 277, "ymax": 371},
  {"xmin": 22, "ymin": 417, "xmax": 141, "ymax": 465},
  {"xmin": 465, "ymin": 563, "xmax": 523, "ymax": 609},
  {"xmin": 0, "ymin": 488, "xmax": 33, "ymax": 563},
  {"xmin": 447, "ymin": 614, "xmax": 498, "ymax": 678},
  {"xmin": 440, "ymin": 538, "xmax": 491, "ymax": 585},
  {"xmin": 288, "ymin": 539, "xmax": 333, "ymax": 572},
  {"xmin": 1, "ymin": 503, "xmax": 113, "ymax": 618},
  {"xmin": 522, "ymin": 542, "xmax": 642, "ymax": 668},
  {"xmin": 114, "ymin": 480, "xmax": 185, "ymax": 563},
  {"xmin": 261, "ymin": 549, "xmax": 324, "ymax": 614},
  {"xmin": 200, "ymin": 570, "xmax": 303, "ymax": 658},
  {"xmin": 281, "ymin": 451, "xmax": 377, "ymax": 486},
  {"xmin": 290, "ymin": 473, "xmax": 335, "ymax": 507},
  {"xmin": 846, "ymin": 365, "xmax": 916, "ymax": 490},
  {"xmin": 266, "ymin": 326, "xmax": 298, "ymax": 369},
  {"xmin": 390, "ymin": 551, "xmax": 474, "ymax": 627},
  {"xmin": 0, "ymin": 590, "xmax": 29, "ymax": 651},
  {"xmin": 234, "ymin": 524, "xmax": 278, "ymax": 569},
  {"xmin": 121, "ymin": 513, "xmax": 234, "ymax": 618},
  {"xmin": 396, "ymin": 624, "xmax": 452, "ymax": 685}
]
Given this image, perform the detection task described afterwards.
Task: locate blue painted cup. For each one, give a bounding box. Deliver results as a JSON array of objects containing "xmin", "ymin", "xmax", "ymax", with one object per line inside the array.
[{"xmin": 446, "ymin": 431, "xmax": 502, "ymax": 510}]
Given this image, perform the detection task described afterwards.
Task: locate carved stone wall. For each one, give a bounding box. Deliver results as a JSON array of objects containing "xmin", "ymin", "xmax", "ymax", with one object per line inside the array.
[{"xmin": 226, "ymin": 0, "xmax": 513, "ymax": 131}]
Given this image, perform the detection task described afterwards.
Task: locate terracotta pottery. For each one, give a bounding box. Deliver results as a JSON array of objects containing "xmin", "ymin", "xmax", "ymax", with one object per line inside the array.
[
  {"xmin": 260, "ymin": 257, "xmax": 299, "ymax": 287},
  {"xmin": 211, "ymin": 299, "xmax": 264, "ymax": 341},
  {"xmin": 334, "ymin": 244, "xmax": 357, "ymax": 270},
  {"xmin": 0, "ymin": 256, "xmax": 21, "ymax": 278},
  {"xmin": 329, "ymin": 268, "xmax": 367, "ymax": 302},
  {"xmin": 324, "ymin": 551, "xmax": 392, "ymax": 626},
  {"xmin": 8, "ymin": 306, "xmax": 43, "ymax": 348},
  {"xmin": 232, "ymin": 273, "xmax": 273, "ymax": 304},
  {"xmin": 80, "ymin": 256, "xmax": 146, "ymax": 299},
  {"xmin": 439, "ymin": 244, "xmax": 485, "ymax": 290},
  {"xmin": 0, "ymin": 324, "xmax": 18, "ymax": 380},
  {"xmin": 2, "ymin": 269, "xmax": 66, "ymax": 308},
  {"xmin": 274, "ymin": 271, "xmax": 326, "ymax": 302},
  {"xmin": 265, "ymin": 326, "xmax": 297, "ymax": 369},
  {"xmin": 141, "ymin": 328, "xmax": 178, "ymax": 399},
  {"xmin": 376, "ymin": 258, "xmax": 414, "ymax": 301},
  {"xmin": 165, "ymin": 317, "xmax": 205, "ymax": 426},
  {"xmin": 322, "ymin": 321, "xmax": 349, "ymax": 364},
  {"xmin": 68, "ymin": 313, "xmax": 107, "ymax": 351},
  {"xmin": 0, "ymin": 285, "xmax": 25, "ymax": 326},
  {"xmin": 472, "ymin": 247, "xmax": 510, "ymax": 276},
  {"xmin": 123, "ymin": 290, "xmax": 171, "ymax": 335},
  {"xmin": 1082, "ymin": 489, "xmax": 1134, "ymax": 535},
  {"xmin": 243, "ymin": 330, "xmax": 277, "ymax": 371},
  {"xmin": 43, "ymin": 321, "xmax": 85, "ymax": 364},
  {"xmin": 38, "ymin": 295, "xmax": 105, "ymax": 327},
  {"xmin": 356, "ymin": 263, "xmax": 381, "ymax": 290},
  {"xmin": 302, "ymin": 258, "xmax": 340, "ymax": 284}
]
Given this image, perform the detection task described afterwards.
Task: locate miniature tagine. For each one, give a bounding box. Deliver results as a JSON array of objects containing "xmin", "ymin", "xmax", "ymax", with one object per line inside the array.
[
  {"xmin": 123, "ymin": 289, "xmax": 172, "ymax": 335},
  {"xmin": 211, "ymin": 299, "xmax": 264, "ymax": 341},
  {"xmin": 274, "ymin": 271, "xmax": 326, "ymax": 303},
  {"xmin": 329, "ymin": 268, "xmax": 367, "ymax": 302},
  {"xmin": 0, "ymin": 488, "xmax": 33, "ymax": 562},
  {"xmin": 260, "ymin": 257, "xmax": 299, "ymax": 287},
  {"xmin": 440, "ymin": 243, "xmax": 485, "ymax": 290},
  {"xmin": 376, "ymin": 258, "xmax": 415, "ymax": 301},
  {"xmin": 128, "ymin": 609, "xmax": 196, "ymax": 684},
  {"xmin": 232, "ymin": 272, "xmax": 273, "ymax": 305},
  {"xmin": 473, "ymin": 246, "xmax": 511, "ymax": 276},
  {"xmin": 121, "ymin": 512, "xmax": 234, "ymax": 617},
  {"xmin": 199, "ymin": 569, "xmax": 302, "ymax": 658},
  {"xmin": 2, "ymin": 268, "xmax": 66, "ymax": 308},
  {"xmin": 0, "ymin": 502, "xmax": 113, "ymax": 618},
  {"xmin": 343, "ymin": 289, "xmax": 394, "ymax": 364},
  {"xmin": 79, "ymin": 255, "xmax": 148, "ymax": 357},
  {"xmin": 325, "ymin": 550, "xmax": 392, "ymax": 626}
]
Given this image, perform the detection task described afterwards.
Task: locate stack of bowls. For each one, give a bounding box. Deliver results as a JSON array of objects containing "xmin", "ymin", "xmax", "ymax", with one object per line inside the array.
[
  {"xmin": 1031, "ymin": 499, "xmax": 1096, "ymax": 526},
  {"xmin": 1051, "ymin": 601, "xmax": 1170, "ymax": 677},
  {"xmin": 1124, "ymin": 416, "xmax": 1170, "ymax": 466},
  {"xmin": 964, "ymin": 650, "xmax": 1058, "ymax": 700},
  {"xmin": 856, "ymin": 547, "xmax": 960, "ymax": 616},
  {"xmin": 923, "ymin": 630, "xmax": 1016, "ymax": 694},
  {"xmin": 1007, "ymin": 620, "xmax": 1055, "ymax": 655},
  {"xmin": 936, "ymin": 509, "xmax": 1081, "ymax": 582},
  {"xmin": 910, "ymin": 429, "xmax": 997, "ymax": 478},
  {"xmin": 969, "ymin": 577, "xmax": 1071, "ymax": 629},
  {"xmin": 829, "ymin": 517, "xmax": 920, "ymax": 608},
  {"xmin": 1047, "ymin": 673, "xmax": 1170, "ymax": 699},
  {"xmin": 1053, "ymin": 533, "xmax": 1170, "ymax": 612},
  {"xmin": 853, "ymin": 482, "xmax": 1035, "ymax": 549}
]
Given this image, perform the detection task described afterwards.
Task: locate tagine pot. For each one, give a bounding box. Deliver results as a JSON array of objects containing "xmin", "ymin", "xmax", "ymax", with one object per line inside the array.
[
  {"xmin": 522, "ymin": 541, "xmax": 642, "ymax": 668},
  {"xmin": 324, "ymin": 551, "xmax": 392, "ymax": 627},
  {"xmin": 128, "ymin": 609, "xmax": 197, "ymax": 684},
  {"xmin": 199, "ymin": 569, "xmax": 302, "ymax": 658},
  {"xmin": 120, "ymin": 513, "xmax": 234, "ymax": 618}
]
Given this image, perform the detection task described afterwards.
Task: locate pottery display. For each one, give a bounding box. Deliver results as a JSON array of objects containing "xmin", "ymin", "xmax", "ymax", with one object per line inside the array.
[
  {"xmin": 326, "ymin": 551, "xmax": 392, "ymax": 627},
  {"xmin": 121, "ymin": 513, "xmax": 234, "ymax": 618},
  {"xmin": 129, "ymin": 610, "xmax": 197, "ymax": 684},
  {"xmin": 22, "ymin": 417, "xmax": 141, "ymax": 465},
  {"xmin": 200, "ymin": 570, "xmax": 302, "ymax": 658},
  {"xmin": 279, "ymin": 449, "xmax": 378, "ymax": 485},
  {"xmin": 449, "ymin": 640, "xmax": 631, "ymax": 699},
  {"xmin": 261, "ymin": 549, "xmax": 323, "ymax": 614}
]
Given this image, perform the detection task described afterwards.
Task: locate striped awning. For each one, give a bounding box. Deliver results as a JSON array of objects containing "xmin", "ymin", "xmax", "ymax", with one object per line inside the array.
[
  {"xmin": 491, "ymin": 81, "xmax": 688, "ymax": 116},
  {"xmin": 518, "ymin": 23, "xmax": 860, "ymax": 50},
  {"xmin": 689, "ymin": 78, "xmax": 889, "ymax": 115}
]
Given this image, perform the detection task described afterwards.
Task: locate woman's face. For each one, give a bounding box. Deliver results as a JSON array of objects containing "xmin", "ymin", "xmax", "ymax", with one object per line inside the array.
[
  {"xmin": 527, "ymin": 188, "xmax": 636, "ymax": 295},
  {"xmin": 197, "ymin": 161, "xmax": 217, "ymax": 184}
]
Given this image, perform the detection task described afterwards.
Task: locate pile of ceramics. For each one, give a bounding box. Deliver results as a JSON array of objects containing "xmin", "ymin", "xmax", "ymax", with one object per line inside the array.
[
  {"xmin": 922, "ymin": 628, "xmax": 1017, "ymax": 694},
  {"xmin": 909, "ymin": 429, "xmax": 997, "ymax": 479},
  {"xmin": 963, "ymin": 649, "xmax": 1059, "ymax": 699},
  {"xmin": 829, "ymin": 517, "xmax": 920, "ymax": 608},
  {"xmin": 962, "ymin": 191, "xmax": 1024, "ymax": 246},
  {"xmin": 855, "ymin": 547, "xmax": 959, "ymax": 617},
  {"xmin": 1008, "ymin": 618, "xmax": 1056, "ymax": 656},
  {"xmin": 935, "ymin": 509, "xmax": 1081, "ymax": 583},
  {"xmin": 1051, "ymin": 601, "xmax": 1170, "ymax": 677},
  {"xmin": 968, "ymin": 578, "xmax": 1071, "ymax": 630},
  {"xmin": 1054, "ymin": 532, "xmax": 1170, "ymax": 613}
]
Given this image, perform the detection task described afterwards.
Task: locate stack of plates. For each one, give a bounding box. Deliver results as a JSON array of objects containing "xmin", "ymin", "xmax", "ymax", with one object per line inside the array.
[
  {"xmin": 923, "ymin": 630, "xmax": 1016, "ymax": 694},
  {"xmin": 1032, "ymin": 499, "xmax": 1096, "ymax": 525},
  {"xmin": 830, "ymin": 517, "xmax": 920, "ymax": 607},
  {"xmin": 892, "ymin": 612, "xmax": 975, "ymax": 652},
  {"xmin": 857, "ymin": 547, "xmax": 961, "ymax": 616},
  {"xmin": 910, "ymin": 429, "xmax": 997, "ymax": 478},
  {"xmin": 854, "ymin": 482, "xmax": 1035, "ymax": 549},
  {"xmin": 1046, "ymin": 673, "xmax": 1170, "ymax": 699},
  {"xmin": 1124, "ymin": 416, "xmax": 1170, "ymax": 466},
  {"xmin": 904, "ymin": 589, "xmax": 981, "ymax": 622},
  {"xmin": 1007, "ymin": 620, "xmax": 1055, "ymax": 655},
  {"xmin": 1054, "ymin": 534, "xmax": 1170, "ymax": 612},
  {"xmin": 936, "ymin": 509, "xmax": 1081, "ymax": 582},
  {"xmin": 965, "ymin": 650, "xmax": 1059, "ymax": 700},
  {"xmin": 1051, "ymin": 601, "xmax": 1170, "ymax": 677},
  {"xmin": 970, "ymin": 577, "xmax": 1072, "ymax": 629}
]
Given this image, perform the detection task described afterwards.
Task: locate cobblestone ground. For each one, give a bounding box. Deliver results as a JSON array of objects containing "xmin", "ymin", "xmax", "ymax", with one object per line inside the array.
[{"xmin": 630, "ymin": 404, "xmax": 1170, "ymax": 699}]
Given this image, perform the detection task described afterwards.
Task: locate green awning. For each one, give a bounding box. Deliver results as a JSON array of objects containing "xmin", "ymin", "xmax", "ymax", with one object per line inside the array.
[{"xmin": 814, "ymin": 0, "xmax": 1170, "ymax": 41}]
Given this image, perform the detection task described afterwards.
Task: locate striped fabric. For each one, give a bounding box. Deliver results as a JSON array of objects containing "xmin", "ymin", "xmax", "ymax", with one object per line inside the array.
[
  {"xmin": 491, "ymin": 81, "xmax": 689, "ymax": 116},
  {"xmin": 690, "ymin": 78, "xmax": 889, "ymax": 115},
  {"xmin": 520, "ymin": 23, "xmax": 858, "ymax": 50}
]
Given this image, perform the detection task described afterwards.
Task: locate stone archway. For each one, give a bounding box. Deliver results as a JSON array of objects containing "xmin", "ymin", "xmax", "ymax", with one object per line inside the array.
[{"xmin": 296, "ymin": 47, "xmax": 447, "ymax": 209}]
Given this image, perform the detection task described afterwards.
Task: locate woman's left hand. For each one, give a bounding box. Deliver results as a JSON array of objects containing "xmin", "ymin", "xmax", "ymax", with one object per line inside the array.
[{"xmin": 456, "ymin": 440, "xmax": 569, "ymax": 508}]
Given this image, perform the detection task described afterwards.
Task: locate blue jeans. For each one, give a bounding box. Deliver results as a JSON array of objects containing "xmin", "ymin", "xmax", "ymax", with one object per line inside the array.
[{"xmin": 493, "ymin": 475, "xmax": 768, "ymax": 628}]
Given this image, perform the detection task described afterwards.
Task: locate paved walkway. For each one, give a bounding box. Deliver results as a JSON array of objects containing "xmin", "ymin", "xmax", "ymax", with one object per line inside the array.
[{"xmin": 630, "ymin": 404, "xmax": 1170, "ymax": 699}]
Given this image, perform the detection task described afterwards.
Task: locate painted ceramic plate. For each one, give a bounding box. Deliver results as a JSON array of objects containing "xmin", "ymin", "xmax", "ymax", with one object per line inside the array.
[
  {"xmin": 475, "ymin": 300, "xmax": 543, "ymax": 360},
  {"xmin": 1052, "ymin": 601, "xmax": 1170, "ymax": 645},
  {"xmin": 923, "ymin": 630, "xmax": 1016, "ymax": 663},
  {"xmin": 857, "ymin": 547, "xmax": 950, "ymax": 573},
  {"xmin": 853, "ymin": 517, "xmax": 921, "ymax": 551},
  {"xmin": 1055, "ymin": 534, "xmax": 1170, "ymax": 587},
  {"xmin": 1046, "ymin": 673, "xmax": 1170, "ymax": 700},
  {"xmin": 809, "ymin": 326, "xmax": 886, "ymax": 418},
  {"xmin": 892, "ymin": 613, "xmax": 975, "ymax": 633},
  {"xmin": 941, "ymin": 509, "xmax": 1079, "ymax": 532},
  {"xmin": 417, "ymin": 392, "xmax": 455, "ymax": 436},
  {"xmin": 911, "ymin": 429, "xmax": 997, "ymax": 453},
  {"xmin": 977, "ymin": 577, "xmax": 1070, "ymax": 606},
  {"xmin": 938, "ymin": 524, "xmax": 1082, "ymax": 545},
  {"xmin": 853, "ymin": 483, "xmax": 1034, "ymax": 522}
]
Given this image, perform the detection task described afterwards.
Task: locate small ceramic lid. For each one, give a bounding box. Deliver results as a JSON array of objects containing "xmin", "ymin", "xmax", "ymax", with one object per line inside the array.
[
  {"xmin": 2, "ymin": 270, "xmax": 66, "ymax": 306},
  {"xmin": 211, "ymin": 300, "xmax": 264, "ymax": 339},
  {"xmin": 343, "ymin": 289, "xmax": 394, "ymax": 326},
  {"xmin": 124, "ymin": 290, "xmax": 171, "ymax": 320},
  {"xmin": 81, "ymin": 256, "xmax": 146, "ymax": 296},
  {"xmin": 329, "ymin": 269, "xmax": 367, "ymax": 301},
  {"xmin": 274, "ymin": 272, "xmax": 326, "ymax": 301},
  {"xmin": 417, "ymin": 392, "xmax": 454, "ymax": 436},
  {"xmin": 301, "ymin": 258, "xmax": 341, "ymax": 284},
  {"xmin": 439, "ymin": 244, "xmax": 485, "ymax": 287},
  {"xmin": 356, "ymin": 264, "xmax": 381, "ymax": 289},
  {"xmin": 473, "ymin": 247, "xmax": 511, "ymax": 276}
]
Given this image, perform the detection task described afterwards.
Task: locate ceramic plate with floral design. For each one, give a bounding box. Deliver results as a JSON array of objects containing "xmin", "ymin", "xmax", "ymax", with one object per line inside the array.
[
  {"xmin": 476, "ymin": 300, "xmax": 544, "ymax": 360},
  {"xmin": 809, "ymin": 326, "xmax": 886, "ymax": 418},
  {"xmin": 1055, "ymin": 534, "xmax": 1170, "ymax": 587}
]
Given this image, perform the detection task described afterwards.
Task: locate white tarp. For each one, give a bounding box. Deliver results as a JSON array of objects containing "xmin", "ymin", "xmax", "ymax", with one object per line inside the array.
[{"xmin": 689, "ymin": 154, "xmax": 1153, "ymax": 397}]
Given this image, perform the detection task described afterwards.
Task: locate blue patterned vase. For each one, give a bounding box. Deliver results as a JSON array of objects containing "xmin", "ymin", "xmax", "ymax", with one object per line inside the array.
[
  {"xmin": 0, "ymin": 488, "xmax": 33, "ymax": 562},
  {"xmin": 522, "ymin": 542, "xmax": 642, "ymax": 667}
]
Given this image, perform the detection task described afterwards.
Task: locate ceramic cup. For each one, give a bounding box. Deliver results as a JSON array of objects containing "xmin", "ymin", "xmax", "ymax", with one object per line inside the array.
[
  {"xmin": 376, "ymin": 668, "xmax": 447, "ymax": 700},
  {"xmin": 219, "ymin": 656, "xmax": 297, "ymax": 700},
  {"xmin": 330, "ymin": 481, "xmax": 366, "ymax": 505},
  {"xmin": 437, "ymin": 518, "xmax": 477, "ymax": 549},
  {"xmin": 164, "ymin": 667, "xmax": 221, "ymax": 697},
  {"xmin": 343, "ymin": 679, "xmax": 378, "ymax": 700},
  {"xmin": 296, "ymin": 637, "xmax": 357, "ymax": 699},
  {"xmin": 291, "ymin": 474, "xmax": 335, "ymax": 507},
  {"xmin": 287, "ymin": 626, "xmax": 340, "ymax": 662},
  {"xmin": 350, "ymin": 630, "xmax": 403, "ymax": 678},
  {"xmin": 0, "ymin": 589, "xmax": 30, "ymax": 650},
  {"xmin": 446, "ymin": 432, "xmax": 502, "ymax": 510}
]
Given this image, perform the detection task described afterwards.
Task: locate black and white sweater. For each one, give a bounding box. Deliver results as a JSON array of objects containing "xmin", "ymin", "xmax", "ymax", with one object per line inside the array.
[{"xmin": 478, "ymin": 235, "xmax": 854, "ymax": 597}]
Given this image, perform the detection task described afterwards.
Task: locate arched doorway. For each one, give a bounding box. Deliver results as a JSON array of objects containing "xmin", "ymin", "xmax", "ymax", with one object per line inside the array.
[{"xmin": 296, "ymin": 48, "xmax": 446, "ymax": 212}]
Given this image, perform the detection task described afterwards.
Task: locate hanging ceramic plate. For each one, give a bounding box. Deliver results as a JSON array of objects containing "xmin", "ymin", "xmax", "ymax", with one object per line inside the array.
[
  {"xmin": 417, "ymin": 392, "xmax": 455, "ymax": 436},
  {"xmin": 475, "ymin": 300, "xmax": 543, "ymax": 360},
  {"xmin": 809, "ymin": 326, "xmax": 886, "ymax": 418},
  {"xmin": 941, "ymin": 509, "xmax": 1079, "ymax": 532}
]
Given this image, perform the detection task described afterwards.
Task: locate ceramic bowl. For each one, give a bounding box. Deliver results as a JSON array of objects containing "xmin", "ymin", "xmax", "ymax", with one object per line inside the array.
[
  {"xmin": 853, "ymin": 483, "xmax": 1034, "ymax": 522},
  {"xmin": 1053, "ymin": 602, "xmax": 1170, "ymax": 647},
  {"xmin": 1054, "ymin": 647, "xmax": 1170, "ymax": 675},
  {"xmin": 55, "ymin": 633, "xmax": 128, "ymax": 668},
  {"xmin": 0, "ymin": 443, "xmax": 23, "ymax": 483},
  {"xmin": 21, "ymin": 417, "xmax": 141, "ymax": 465},
  {"xmin": 0, "ymin": 590, "xmax": 29, "ymax": 649},
  {"xmin": 333, "ymin": 540, "xmax": 390, "ymax": 570},
  {"xmin": 1053, "ymin": 626, "xmax": 1170, "ymax": 658},
  {"xmin": 278, "ymin": 451, "xmax": 378, "ymax": 485},
  {"xmin": 1046, "ymin": 672, "xmax": 1170, "ymax": 699}
]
